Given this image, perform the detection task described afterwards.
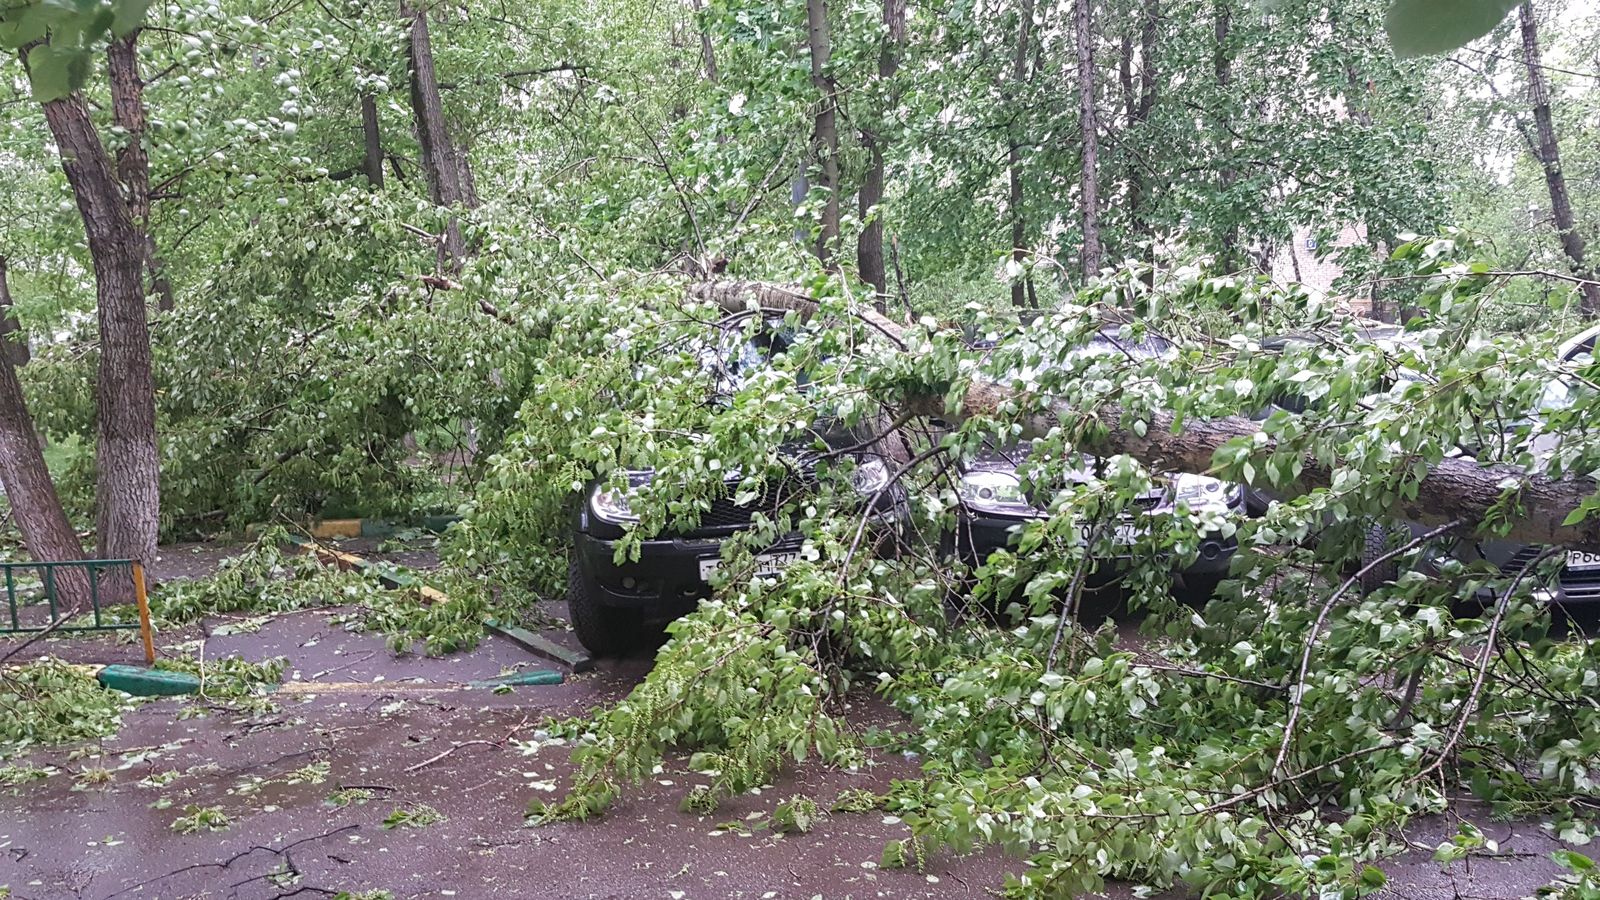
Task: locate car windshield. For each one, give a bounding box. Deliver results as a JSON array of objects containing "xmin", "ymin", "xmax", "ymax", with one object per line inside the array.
[{"xmin": 697, "ymin": 322, "xmax": 797, "ymax": 395}]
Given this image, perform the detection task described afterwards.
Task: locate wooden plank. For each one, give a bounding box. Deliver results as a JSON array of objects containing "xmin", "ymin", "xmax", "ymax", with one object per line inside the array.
[{"xmin": 309, "ymin": 519, "xmax": 363, "ymax": 539}]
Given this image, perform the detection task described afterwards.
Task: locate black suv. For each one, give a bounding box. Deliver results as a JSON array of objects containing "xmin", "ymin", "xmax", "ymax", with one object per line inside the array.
[
  {"xmin": 1440, "ymin": 323, "xmax": 1600, "ymax": 604},
  {"xmin": 946, "ymin": 330, "xmax": 1245, "ymax": 601},
  {"xmin": 567, "ymin": 325, "xmax": 904, "ymax": 655},
  {"xmin": 1260, "ymin": 323, "xmax": 1600, "ymax": 604}
]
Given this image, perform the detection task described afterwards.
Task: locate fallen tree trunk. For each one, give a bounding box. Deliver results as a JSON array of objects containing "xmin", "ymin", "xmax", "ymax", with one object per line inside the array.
[{"xmin": 688, "ymin": 280, "xmax": 1600, "ymax": 551}]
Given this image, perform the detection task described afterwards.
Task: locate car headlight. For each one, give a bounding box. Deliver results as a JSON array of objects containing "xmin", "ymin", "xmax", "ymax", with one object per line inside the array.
[
  {"xmin": 958, "ymin": 469, "xmax": 1039, "ymax": 515},
  {"xmin": 850, "ymin": 457, "xmax": 892, "ymax": 495},
  {"xmin": 590, "ymin": 471, "xmax": 652, "ymax": 524},
  {"xmin": 1169, "ymin": 473, "xmax": 1241, "ymax": 511}
]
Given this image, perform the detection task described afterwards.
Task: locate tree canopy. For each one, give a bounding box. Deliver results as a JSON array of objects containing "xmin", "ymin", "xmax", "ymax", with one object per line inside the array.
[{"xmin": 3, "ymin": 0, "xmax": 1600, "ymax": 895}]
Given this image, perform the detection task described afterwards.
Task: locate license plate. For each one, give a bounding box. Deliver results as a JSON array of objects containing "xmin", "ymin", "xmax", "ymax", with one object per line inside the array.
[
  {"xmin": 1569, "ymin": 551, "xmax": 1600, "ymax": 571},
  {"xmin": 1077, "ymin": 524, "xmax": 1144, "ymax": 544},
  {"xmin": 698, "ymin": 551, "xmax": 800, "ymax": 582}
]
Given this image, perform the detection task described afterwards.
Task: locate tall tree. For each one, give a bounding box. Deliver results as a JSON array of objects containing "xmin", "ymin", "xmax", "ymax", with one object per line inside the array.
[
  {"xmin": 1123, "ymin": 0, "xmax": 1158, "ymax": 256},
  {"xmin": 1516, "ymin": 1, "xmax": 1599, "ymax": 317},
  {"xmin": 1074, "ymin": 0, "xmax": 1104, "ymax": 277},
  {"xmin": 32, "ymin": 71, "xmax": 161, "ymax": 566},
  {"xmin": 1212, "ymin": 0, "xmax": 1238, "ymax": 272},
  {"xmin": 806, "ymin": 0, "xmax": 841, "ymax": 265},
  {"xmin": 405, "ymin": 2, "xmax": 475, "ymax": 265},
  {"xmin": 106, "ymin": 31, "xmax": 173, "ymax": 312},
  {"xmin": 689, "ymin": 0, "xmax": 719, "ymax": 84},
  {"xmin": 857, "ymin": 0, "xmax": 905, "ymax": 309},
  {"xmin": 1008, "ymin": 0, "xmax": 1039, "ymax": 309},
  {"xmin": 0, "ymin": 259, "xmax": 85, "ymax": 583}
]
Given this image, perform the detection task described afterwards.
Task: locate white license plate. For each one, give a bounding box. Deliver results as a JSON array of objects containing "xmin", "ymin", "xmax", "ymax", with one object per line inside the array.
[
  {"xmin": 1569, "ymin": 551, "xmax": 1600, "ymax": 571},
  {"xmin": 1077, "ymin": 524, "xmax": 1144, "ymax": 544},
  {"xmin": 698, "ymin": 551, "xmax": 800, "ymax": 582}
]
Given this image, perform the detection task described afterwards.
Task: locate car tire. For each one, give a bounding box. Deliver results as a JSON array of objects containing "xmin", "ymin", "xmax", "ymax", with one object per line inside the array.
[
  {"xmin": 567, "ymin": 554, "xmax": 641, "ymax": 657},
  {"xmin": 1358, "ymin": 523, "xmax": 1402, "ymax": 595},
  {"xmin": 1177, "ymin": 573, "xmax": 1224, "ymax": 605}
]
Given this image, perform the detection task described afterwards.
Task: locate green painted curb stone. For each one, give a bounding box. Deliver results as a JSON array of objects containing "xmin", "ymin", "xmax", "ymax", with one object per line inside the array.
[
  {"xmin": 485, "ymin": 619, "xmax": 594, "ymax": 674},
  {"xmin": 98, "ymin": 665, "xmax": 201, "ymax": 697},
  {"xmin": 469, "ymin": 669, "xmax": 564, "ymax": 688}
]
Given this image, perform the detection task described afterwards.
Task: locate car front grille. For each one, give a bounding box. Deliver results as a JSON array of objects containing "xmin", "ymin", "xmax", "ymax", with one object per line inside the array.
[
  {"xmin": 1500, "ymin": 546, "xmax": 1600, "ymax": 603},
  {"xmin": 691, "ymin": 478, "xmax": 815, "ymax": 532}
]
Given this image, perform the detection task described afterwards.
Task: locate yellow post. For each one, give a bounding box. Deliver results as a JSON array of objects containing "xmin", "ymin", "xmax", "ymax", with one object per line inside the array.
[{"xmin": 132, "ymin": 561, "xmax": 155, "ymax": 665}]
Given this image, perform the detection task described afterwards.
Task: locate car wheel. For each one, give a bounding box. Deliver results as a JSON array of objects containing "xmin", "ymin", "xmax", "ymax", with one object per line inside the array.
[
  {"xmin": 1177, "ymin": 573, "xmax": 1224, "ymax": 605},
  {"xmin": 1358, "ymin": 523, "xmax": 1402, "ymax": 596},
  {"xmin": 567, "ymin": 554, "xmax": 641, "ymax": 657}
]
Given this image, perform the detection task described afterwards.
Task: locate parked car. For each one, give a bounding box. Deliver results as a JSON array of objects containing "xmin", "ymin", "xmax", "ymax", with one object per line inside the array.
[
  {"xmin": 1261, "ymin": 322, "xmax": 1600, "ymax": 603},
  {"xmin": 567, "ymin": 322, "xmax": 905, "ymax": 656},
  {"xmin": 1452, "ymin": 322, "xmax": 1600, "ymax": 604},
  {"xmin": 945, "ymin": 329, "xmax": 1246, "ymax": 603}
]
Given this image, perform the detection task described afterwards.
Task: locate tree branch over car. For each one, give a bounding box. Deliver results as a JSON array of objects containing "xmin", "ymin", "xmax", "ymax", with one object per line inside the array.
[{"xmin": 689, "ymin": 279, "xmax": 1600, "ymax": 551}]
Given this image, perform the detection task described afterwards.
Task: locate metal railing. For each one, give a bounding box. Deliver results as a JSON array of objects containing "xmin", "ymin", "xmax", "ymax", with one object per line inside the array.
[{"xmin": 0, "ymin": 559, "xmax": 156, "ymax": 664}]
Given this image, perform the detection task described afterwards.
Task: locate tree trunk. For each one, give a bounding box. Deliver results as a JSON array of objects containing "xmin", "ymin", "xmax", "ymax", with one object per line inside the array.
[
  {"xmin": 1125, "ymin": 0, "xmax": 1158, "ymax": 276},
  {"xmin": 689, "ymin": 0, "xmax": 720, "ymax": 83},
  {"xmin": 361, "ymin": 93, "xmax": 385, "ymax": 188},
  {"xmin": 1009, "ymin": 0, "xmax": 1037, "ymax": 309},
  {"xmin": 688, "ymin": 279, "xmax": 1600, "ymax": 551},
  {"xmin": 35, "ymin": 88, "xmax": 160, "ymax": 567},
  {"xmin": 1213, "ymin": 0, "xmax": 1238, "ymax": 272},
  {"xmin": 857, "ymin": 0, "xmax": 905, "ymax": 309},
  {"xmin": 1074, "ymin": 0, "xmax": 1103, "ymax": 278},
  {"xmin": 1517, "ymin": 2, "xmax": 1600, "ymax": 317},
  {"xmin": 0, "ymin": 257, "xmax": 28, "ymax": 368},
  {"xmin": 107, "ymin": 32, "xmax": 173, "ymax": 313},
  {"xmin": 0, "ymin": 267, "xmax": 87, "ymax": 592},
  {"xmin": 405, "ymin": 2, "xmax": 472, "ymax": 264},
  {"xmin": 806, "ymin": 0, "xmax": 841, "ymax": 265}
]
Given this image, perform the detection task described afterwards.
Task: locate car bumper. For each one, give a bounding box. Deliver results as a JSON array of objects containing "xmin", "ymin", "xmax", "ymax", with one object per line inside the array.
[
  {"xmin": 946, "ymin": 513, "xmax": 1237, "ymax": 581},
  {"xmin": 573, "ymin": 530, "xmax": 807, "ymax": 616}
]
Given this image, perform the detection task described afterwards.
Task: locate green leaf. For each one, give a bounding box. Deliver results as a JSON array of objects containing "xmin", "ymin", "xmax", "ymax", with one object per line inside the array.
[
  {"xmin": 111, "ymin": 0, "xmax": 150, "ymax": 37},
  {"xmin": 1385, "ymin": 0, "xmax": 1520, "ymax": 59},
  {"xmin": 26, "ymin": 43, "xmax": 90, "ymax": 103}
]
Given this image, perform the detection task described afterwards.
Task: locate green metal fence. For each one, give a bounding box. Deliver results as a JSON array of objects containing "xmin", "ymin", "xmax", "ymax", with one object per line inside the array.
[{"xmin": 1, "ymin": 559, "xmax": 155, "ymax": 662}]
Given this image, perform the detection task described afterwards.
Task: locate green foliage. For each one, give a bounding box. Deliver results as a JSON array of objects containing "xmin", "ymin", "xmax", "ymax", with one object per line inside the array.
[
  {"xmin": 830, "ymin": 788, "xmax": 882, "ymax": 813},
  {"xmin": 1384, "ymin": 0, "xmax": 1520, "ymax": 58},
  {"xmin": 326, "ymin": 787, "xmax": 375, "ymax": 808},
  {"xmin": 170, "ymin": 804, "xmax": 232, "ymax": 834},
  {"xmin": 381, "ymin": 804, "xmax": 445, "ymax": 830},
  {"xmin": 1539, "ymin": 852, "xmax": 1600, "ymax": 900},
  {"xmin": 768, "ymin": 795, "xmax": 821, "ymax": 834},
  {"xmin": 154, "ymin": 655, "xmax": 284, "ymax": 701},
  {"xmin": 0, "ymin": 659, "xmax": 135, "ymax": 755},
  {"xmin": 0, "ymin": 0, "xmax": 150, "ymax": 101}
]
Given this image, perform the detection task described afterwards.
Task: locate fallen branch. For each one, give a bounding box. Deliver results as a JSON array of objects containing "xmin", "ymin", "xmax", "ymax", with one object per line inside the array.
[{"xmin": 688, "ymin": 280, "xmax": 1600, "ymax": 552}]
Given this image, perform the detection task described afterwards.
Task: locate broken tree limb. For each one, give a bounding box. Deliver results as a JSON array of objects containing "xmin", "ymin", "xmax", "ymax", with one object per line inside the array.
[{"xmin": 687, "ymin": 280, "xmax": 1600, "ymax": 551}]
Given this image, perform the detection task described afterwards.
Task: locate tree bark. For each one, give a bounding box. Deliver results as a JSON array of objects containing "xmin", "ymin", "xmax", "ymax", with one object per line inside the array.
[
  {"xmin": 36, "ymin": 86, "xmax": 161, "ymax": 567},
  {"xmin": 361, "ymin": 93, "xmax": 385, "ymax": 189},
  {"xmin": 1074, "ymin": 0, "xmax": 1103, "ymax": 278},
  {"xmin": 1007, "ymin": 0, "xmax": 1037, "ymax": 309},
  {"xmin": 0, "ymin": 268, "xmax": 86, "ymax": 587},
  {"xmin": 405, "ymin": 2, "xmax": 473, "ymax": 264},
  {"xmin": 107, "ymin": 31, "xmax": 173, "ymax": 313},
  {"xmin": 806, "ymin": 0, "xmax": 841, "ymax": 266},
  {"xmin": 1128, "ymin": 0, "xmax": 1157, "ymax": 245},
  {"xmin": 687, "ymin": 279, "xmax": 1600, "ymax": 552},
  {"xmin": 1213, "ymin": 0, "xmax": 1239, "ymax": 272},
  {"xmin": 857, "ymin": 0, "xmax": 905, "ymax": 309},
  {"xmin": 689, "ymin": 0, "xmax": 720, "ymax": 83},
  {"xmin": 0, "ymin": 257, "xmax": 28, "ymax": 368},
  {"xmin": 1517, "ymin": 2, "xmax": 1600, "ymax": 317}
]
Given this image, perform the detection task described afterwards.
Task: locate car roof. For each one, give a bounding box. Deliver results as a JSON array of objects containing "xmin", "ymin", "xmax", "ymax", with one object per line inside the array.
[{"xmin": 1558, "ymin": 323, "xmax": 1600, "ymax": 363}]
